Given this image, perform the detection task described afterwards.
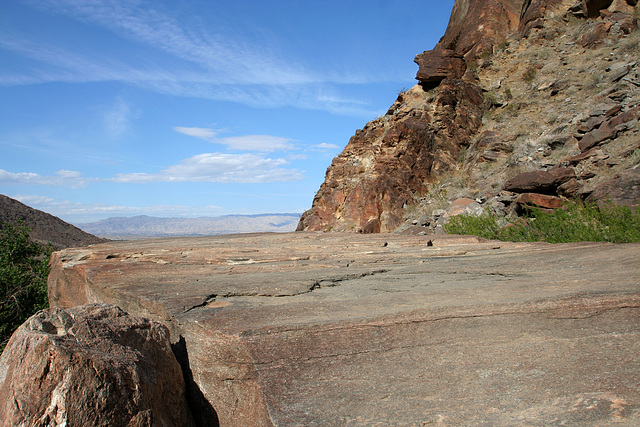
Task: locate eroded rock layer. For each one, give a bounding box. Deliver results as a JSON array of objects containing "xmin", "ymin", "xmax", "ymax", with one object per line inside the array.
[
  {"xmin": 298, "ymin": 80, "xmax": 484, "ymax": 233},
  {"xmin": 47, "ymin": 234, "xmax": 640, "ymax": 426}
]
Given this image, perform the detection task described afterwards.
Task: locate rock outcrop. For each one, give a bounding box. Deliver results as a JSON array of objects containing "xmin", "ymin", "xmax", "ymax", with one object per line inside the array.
[
  {"xmin": 298, "ymin": 80, "xmax": 484, "ymax": 233},
  {"xmin": 298, "ymin": 0, "xmax": 640, "ymax": 233},
  {"xmin": 47, "ymin": 233, "xmax": 640, "ymax": 425},
  {"xmin": 0, "ymin": 304, "xmax": 194, "ymax": 427}
]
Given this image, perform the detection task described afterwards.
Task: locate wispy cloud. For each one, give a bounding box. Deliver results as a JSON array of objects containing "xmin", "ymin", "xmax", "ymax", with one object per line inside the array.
[
  {"xmin": 11, "ymin": 194, "xmax": 224, "ymax": 222},
  {"xmin": 0, "ymin": 169, "xmax": 90, "ymax": 187},
  {"xmin": 174, "ymin": 127, "xmax": 220, "ymax": 140},
  {"xmin": 310, "ymin": 143, "xmax": 340, "ymax": 151},
  {"xmin": 2, "ymin": 0, "xmax": 385, "ymax": 116},
  {"xmin": 1, "ymin": 151, "xmax": 302, "ymax": 187},
  {"xmin": 113, "ymin": 152, "xmax": 303, "ymax": 183},
  {"xmin": 103, "ymin": 97, "xmax": 136, "ymax": 138},
  {"xmin": 174, "ymin": 127, "xmax": 296, "ymax": 152}
]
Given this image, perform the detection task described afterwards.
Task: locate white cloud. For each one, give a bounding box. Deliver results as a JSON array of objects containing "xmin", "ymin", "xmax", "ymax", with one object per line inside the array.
[
  {"xmin": 0, "ymin": 169, "xmax": 90, "ymax": 188},
  {"xmin": 174, "ymin": 127, "xmax": 220, "ymax": 140},
  {"xmin": 113, "ymin": 152, "xmax": 303, "ymax": 183},
  {"xmin": 216, "ymin": 136, "xmax": 295, "ymax": 152},
  {"xmin": 173, "ymin": 128, "xmax": 296, "ymax": 152},
  {"xmin": 311, "ymin": 143, "xmax": 340, "ymax": 151},
  {"xmin": 0, "ymin": 152, "xmax": 302, "ymax": 187}
]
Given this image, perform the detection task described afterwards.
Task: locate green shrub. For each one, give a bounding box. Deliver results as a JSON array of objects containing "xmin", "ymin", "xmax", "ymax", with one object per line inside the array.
[
  {"xmin": 504, "ymin": 87, "xmax": 513, "ymax": 100},
  {"xmin": 444, "ymin": 212, "xmax": 501, "ymax": 240},
  {"xmin": 444, "ymin": 201, "xmax": 640, "ymax": 244},
  {"xmin": 502, "ymin": 201, "xmax": 640, "ymax": 243},
  {"xmin": 0, "ymin": 221, "xmax": 53, "ymax": 353}
]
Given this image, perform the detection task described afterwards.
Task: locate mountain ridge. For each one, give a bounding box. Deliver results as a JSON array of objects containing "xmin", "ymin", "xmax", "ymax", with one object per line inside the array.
[
  {"xmin": 76, "ymin": 213, "xmax": 301, "ymax": 238},
  {"xmin": 0, "ymin": 195, "xmax": 106, "ymax": 249}
]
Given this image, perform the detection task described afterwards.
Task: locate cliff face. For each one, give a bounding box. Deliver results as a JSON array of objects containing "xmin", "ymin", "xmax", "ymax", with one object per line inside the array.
[
  {"xmin": 298, "ymin": 80, "xmax": 484, "ymax": 233},
  {"xmin": 298, "ymin": 0, "xmax": 640, "ymax": 233}
]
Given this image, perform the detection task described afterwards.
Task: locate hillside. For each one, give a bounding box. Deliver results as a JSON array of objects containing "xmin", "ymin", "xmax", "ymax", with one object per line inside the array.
[
  {"xmin": 298, "ymin": 0, "xmax": 640, "ymax": 233},
  {"xmin": 0, "ymin": 195, "xmax": 106, "ymax": 249},
  {"xmin": 76, "ymin": 213, "xmax": 301, "ymax": 238}
]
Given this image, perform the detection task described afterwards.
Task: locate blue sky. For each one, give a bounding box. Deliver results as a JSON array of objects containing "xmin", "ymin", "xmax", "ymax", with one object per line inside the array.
[{"xmin": 1, "ymin": 0, "xmax": 454, "ymax": 224}]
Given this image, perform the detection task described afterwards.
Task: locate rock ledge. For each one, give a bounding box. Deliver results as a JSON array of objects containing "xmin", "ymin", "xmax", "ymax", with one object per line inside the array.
[{"xmin": 47, "ymin": 233, "xmax": 640, "ymax": 426}]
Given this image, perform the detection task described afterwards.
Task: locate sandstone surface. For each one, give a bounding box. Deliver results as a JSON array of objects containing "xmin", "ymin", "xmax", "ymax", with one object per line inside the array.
[
  {"xmin": 48, "ymin": 233, "xmax": 640, "ymax": 426},
  {"xmin": 0, "ymin": 303, "xmax": 194, "ymax": 426}
]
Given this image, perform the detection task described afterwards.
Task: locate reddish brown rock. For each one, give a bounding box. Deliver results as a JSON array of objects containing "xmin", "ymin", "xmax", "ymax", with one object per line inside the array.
[
  {"xmin": 47, "ymin": 234, "xmax": 640, "ymax": 426},
  {"xmin": 566, "ymin": 147, "xmax": 608, "ymax": 165},
  {"xmin": 548, "ymin": 166, "xmax": 576, "ymax": 185},
  {"xmin": 578, "ymin": 21, "xmax": 610, "ymax": 47},
  {"xmin": 298, "ymin": 80, "xmax": 484, "ymax": 232},
  {"xmin": 520, "ymin": 0, "xmax": 578, "ymax": 34},
  {"xmin": 578, "ymin": 120, "xmax": 619, "ymax": 151},
  {"xmin": 446, "ymin": 197, "xmax": 478, "ymax": 216},
  {"xmin": 586, "ymin": 169, "xmax": 640, "ymax": 209},
  {"xmin": 585, "ymin": 0, "xmax": 615, "ymax": 17},
  {"xmin": 517, "ymin": 192, "xmax": 565, "ymax": 209},
  {"xmin": 609, "ymin": 106, "xmax": 639, "ymax": 127},
  {"xmin": 608, "ymin": 10, "xmax": 639, "ymax": 32},
  {"xmin": 415, "ymin": 49, "xmax": 466, "ymax": 85},
  {"xmin": 0, "ymin": 304, "xmax": 194, "ymax": 427},
  {"xmin": 557, "ymin": 178, "xmax": 581, "ymax": 197},
  {"xmin": 504, "ymin": 170, "xmax": 557, "ymax": 194},
  {"xmin": 415, "ymin": 0, "xmax": 525, "ymax": 84}
]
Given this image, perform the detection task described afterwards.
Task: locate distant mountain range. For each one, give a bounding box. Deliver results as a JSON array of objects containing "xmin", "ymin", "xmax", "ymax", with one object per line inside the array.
[
  {"xmin": 75, "ymin": 213, "xmax": 301, "ymax": 239},
  {"xmin": 0, "ymin": 195, "xmax": 106, "ymax": 249}
]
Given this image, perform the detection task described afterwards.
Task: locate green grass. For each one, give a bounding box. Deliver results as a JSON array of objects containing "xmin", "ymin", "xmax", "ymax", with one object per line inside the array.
[
  {"xmin": 444, "ymin": 201, "xmax": 640, "ymax": 243},
  {"xmin": 0, "ymin": 220, "xmax": 53, "ymax": 353}
]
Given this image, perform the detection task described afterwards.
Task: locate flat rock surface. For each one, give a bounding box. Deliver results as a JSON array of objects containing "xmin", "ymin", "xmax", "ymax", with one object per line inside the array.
[{"xmin": 49, "ymin": 232, "xmax": 640, "ymax": 426}]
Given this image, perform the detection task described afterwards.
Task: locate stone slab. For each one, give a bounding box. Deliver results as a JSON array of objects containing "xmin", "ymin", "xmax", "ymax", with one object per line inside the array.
[{"xmin": 48, "ymin": 233, "xmax": 640, "ymax": 426}]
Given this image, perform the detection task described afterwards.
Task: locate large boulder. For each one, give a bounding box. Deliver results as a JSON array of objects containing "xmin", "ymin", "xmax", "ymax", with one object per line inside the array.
[
  {"xmin": 0, "ymin": 304, "xmax": 194, "ymax": 427},
  {"xmin": 587, "ymin": 169, "xmax": 640, "ymax": 209},
  {"xmin": 504, "ymin": 170, "xmax": 558, "ymax": 194}
]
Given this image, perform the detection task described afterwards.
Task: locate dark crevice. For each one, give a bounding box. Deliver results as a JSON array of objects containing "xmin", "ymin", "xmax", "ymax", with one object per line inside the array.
[
  {"xmin": 171, "ymin": 336, "xmax": 219, "ymax": 427},
  {"xmin": 183, "ymin": 294, "xmax": 217, "ymax": 313},
  {"xmin": 183, "ymin": 269, "xmax": 390, "ymax": 313}
]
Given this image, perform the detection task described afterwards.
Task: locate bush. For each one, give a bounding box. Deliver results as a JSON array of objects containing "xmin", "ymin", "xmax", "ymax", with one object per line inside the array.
[
  {"xmin": 443, "ymin": 212, "xmax": 501, "ymax": 240},
  {"xmin": 0, "ymin": 220, "xmax": 53, "ymax": 352},
  {"xmin": 444, "ymin": 201, "xmax": 640, "ymax": 244}
]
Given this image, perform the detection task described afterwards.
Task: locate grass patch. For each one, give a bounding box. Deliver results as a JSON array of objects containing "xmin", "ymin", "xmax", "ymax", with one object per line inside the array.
[
  {"xmin": 444, "ymin": 200, "xmax": 640, "ymax": 243},
  {"xmin": 443, "ymin": 212, "xmax": 502, "ymax": 240},
  {"xmin": 0, "ymin": 220, "xmax": 53, "ymax": 353}
]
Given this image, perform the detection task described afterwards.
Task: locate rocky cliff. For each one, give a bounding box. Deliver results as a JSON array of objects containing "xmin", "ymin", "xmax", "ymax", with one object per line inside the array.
[{"xmin": 298, "ymin": 0, "xmax": 640, "ymax": 233}]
